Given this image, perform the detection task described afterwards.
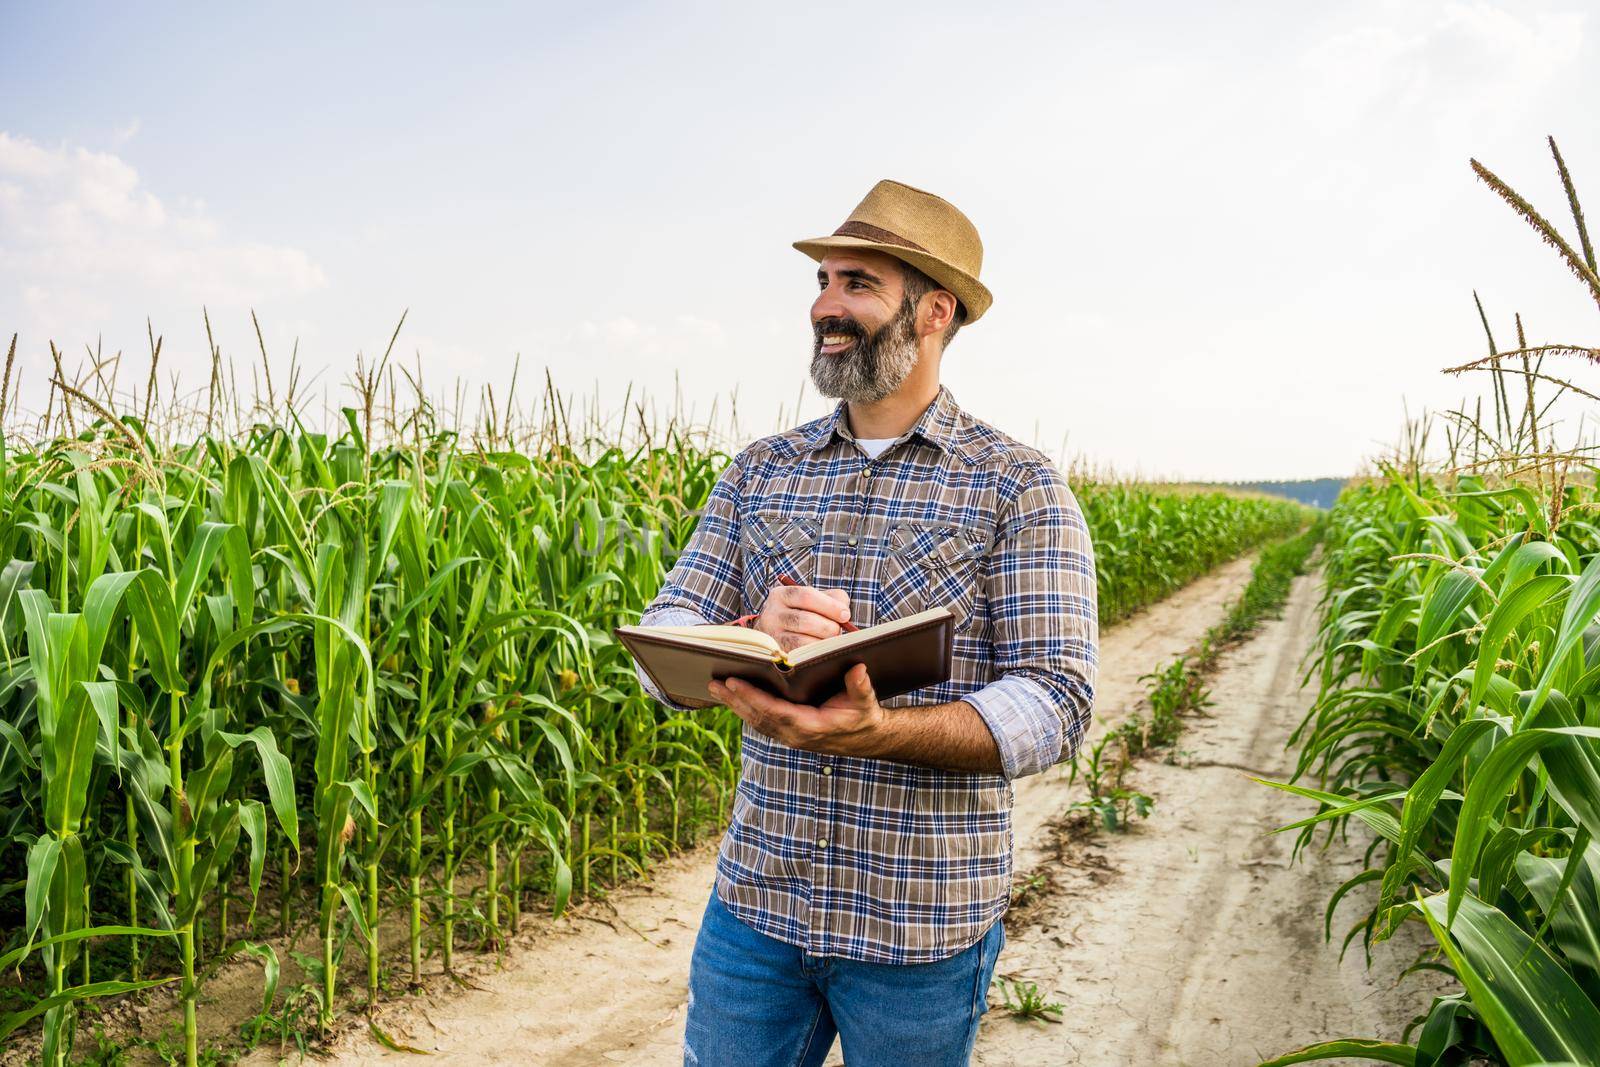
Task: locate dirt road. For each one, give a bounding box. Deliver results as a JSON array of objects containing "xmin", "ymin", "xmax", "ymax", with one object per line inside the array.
[
  {"xmin": 972, "ymin": 570, "xmax": 1438, "ymax": 1066},
  {"xmin": 318, "ymin": 561, "xmax": 1436, "ymax": 1066}
]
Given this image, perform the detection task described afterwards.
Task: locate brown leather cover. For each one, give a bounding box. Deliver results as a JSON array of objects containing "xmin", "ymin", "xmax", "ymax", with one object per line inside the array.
[{"xmin": 616, "ymin": 609, "xmax": 955, "ymax": 709}]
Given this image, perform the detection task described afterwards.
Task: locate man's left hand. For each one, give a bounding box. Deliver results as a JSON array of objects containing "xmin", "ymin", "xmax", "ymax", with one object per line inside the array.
[{"xmin": 707, "ymin": 663, "xmax": 885, "ymax": 756}]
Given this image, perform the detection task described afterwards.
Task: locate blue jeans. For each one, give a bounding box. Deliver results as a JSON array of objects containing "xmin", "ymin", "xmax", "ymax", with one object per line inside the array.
[{"xmin": 682, "ymin": 885, "xmax": 1006, "ymax": 1067}]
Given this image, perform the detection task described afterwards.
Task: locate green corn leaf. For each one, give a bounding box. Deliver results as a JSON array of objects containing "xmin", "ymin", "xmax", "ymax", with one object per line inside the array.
[
  {"xmin": 341, "ymin": 777, "xmax": 378, "ymax": 823},
  {"xmin": 1413, "ymin": 993, "xmax": 1474, "ymax": 1067},
  {"xmin": 1452, "ymin": 485, "xmax": 1552, "ymax": 539},
  {"xmin": 1528, "ymin": 551, "xmax": 1600, "ymax": 719},
  {"xmin": 1379, "ymin": 717, "xmax": 1502, "ymax": 920},
  {"xmin": 174, "ymin": 521, "xmax": 240, "ymax": 624},
  {"xmin": 521, "ymin": 714, "xmax": 577, "ymax": 792},
  {"xmin": 1479, "ymin": 531, "xmax": 1530, "ymax": 587},
  {"xmin": 374, "ymin": 480, "xmax": 413, "ymax": 577},
  {"xmin": 315, "ymin": 783, "xmax": 355, "ymax": 903},
  {"xmin": 218, "ymin": 724, "xmax": 300, "ymax": 846},
  {"xmin": 1448, "ymin": 726, "xmax": 1600, "ymax": 923},
  {"xmin": 336, "ymin": 880, "xmax": 374, "ymax": 946},
  {"xmin": 0, "ymin": 558, "xmax": 37, "ymax": 643},
  {"xmin": 1416, "ymin": 568, "xmax": 1483, "ymax": 675},
  {"xmin": 18, "ymin": 590, "xmax": 69, "ymax": 733},
  {"xmin": 80, "ymin": 568, "xmax": 140, "ymax": 669},
  {"xmin": 49, "ymin": 836, "xmax": 88, "ymax": 968},
  {"xmin": 1516, "ymin": 837, "xmax": 1600, "ymax": 973},
  {"xmin": 1415, "ymin": 891, "xmax": 1600, "ymax": 1065},
  {"xmin": 84, "ymin": 678, "xmax": 121, "ymax": 774},
  {"xmin": 1502, "ymin": 539, "xmax": 1571, "ymax": 592},
  {"xmin": 0, "ymin": 924, "xmax": 175, "ymax": 974},
  {"xmin": 1522, "ymin": 693, "xmax": 1600, "ymax": 837},
  {"xmin": 234, "ymin": 940, "xmax": 281, "ymax": 1020},
  {"xmin": 0, "ymin": 713, "xmax": 37, "ymax": 770},
  {"xmin": 0, "ymin": 978, "xmax": 177, "ymax": 1042},
  {"xmin": 1259, "ymin": 1039, "xmax": 1418, "ymax": 1066},
  {"xmin": 44, "ymin": 682, "xmax": 101, "ymax": 835},
  {"xmin": 186, "ymin": 746, "xmax": 236, "ymax": 834},
  {"xmin": 23, "ymin": 835, "xmax": 61, "ymax": 953},
  {"xmin": 1255, "ymin": 779, "xmax": 1408, "ymax": 847},
  {"xmin": 238, "ymin": 799, "xmax": 268, "ymax": 926},
  {"xmin": 1473, "ymin": 575, "xmax": 1569, "ymax": 709},
  {"xmin": 1481, "ymin": 826, "xmax": 1573, "ymax": 906},
  {"xmin": 550, "ymin": 846, "xmax": 573, "ymax": 919},
  {"xmin": 123, "ymin": 569, "xmax": 184, "ymax": 695},
  {"xmin": 119, "ymin": 745, "xmax": 176, "ymax": 886}
]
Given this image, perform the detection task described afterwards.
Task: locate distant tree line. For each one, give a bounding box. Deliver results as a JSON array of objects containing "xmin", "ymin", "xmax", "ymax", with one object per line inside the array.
[{"xmin": 1224, "ymin": 478, "xmax": 1346, "ymax": 509}]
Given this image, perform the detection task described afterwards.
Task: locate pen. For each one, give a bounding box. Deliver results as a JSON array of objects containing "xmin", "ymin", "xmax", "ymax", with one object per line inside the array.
[{"xmin": 777, "ymin": 573, "xmax": 859, "ymax": 632}]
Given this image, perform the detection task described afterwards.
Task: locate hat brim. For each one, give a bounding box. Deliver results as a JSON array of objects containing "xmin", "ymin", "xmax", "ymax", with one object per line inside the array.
[{"xmin": 792, "ymin": 235, "xmax": 992, "ymax": 324}]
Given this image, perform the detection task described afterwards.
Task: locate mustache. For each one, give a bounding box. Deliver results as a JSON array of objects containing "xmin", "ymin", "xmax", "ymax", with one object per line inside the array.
[{"xmin": 813, "ymin": 317, "xmax": 866, "ymax": 343}]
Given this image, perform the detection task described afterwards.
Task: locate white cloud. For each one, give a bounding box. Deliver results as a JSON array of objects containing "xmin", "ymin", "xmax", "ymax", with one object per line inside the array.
[
  {"xmin": 0, "ymin": 132, "xmax": 325, "ymax": 363},
  {"xmin": 1299, "ymin": 2, "xmax": 1586, "ymax": 132}
]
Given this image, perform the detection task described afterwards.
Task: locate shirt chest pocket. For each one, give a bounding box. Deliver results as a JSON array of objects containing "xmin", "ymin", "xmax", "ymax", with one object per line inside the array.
[
  {"xmin": 875, "ymin": 521, "xmax": 987, "ymax": 631},
  {"xmin": 740, "ymin": 512, "xmax": 822, "ymax": 614}
]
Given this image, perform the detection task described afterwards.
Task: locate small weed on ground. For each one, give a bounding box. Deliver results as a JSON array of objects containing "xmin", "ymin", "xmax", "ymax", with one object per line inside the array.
[{"xmin": 991, "ymin": 976, "xmax": 1064, "ymax": 1025}]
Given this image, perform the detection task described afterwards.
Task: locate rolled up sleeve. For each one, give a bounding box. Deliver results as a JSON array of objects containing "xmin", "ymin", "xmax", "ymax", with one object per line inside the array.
[
  {"xmin": 634, "ymin": 605, "xmax": 710, "ymax": 711},
  {"xmin": 963, "ymin": 461, "xmax": 1098, "ymax": 780}
]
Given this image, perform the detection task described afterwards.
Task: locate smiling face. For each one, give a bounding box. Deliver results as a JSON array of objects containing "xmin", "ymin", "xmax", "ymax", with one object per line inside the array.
[{"xmin": 808, "ymin": 249, "xmax": 923, "ymax": 404}]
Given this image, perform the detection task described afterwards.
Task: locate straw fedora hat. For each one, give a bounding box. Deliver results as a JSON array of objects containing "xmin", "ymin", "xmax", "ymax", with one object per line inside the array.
[{"xmin": 793, "ymin": 179, "xmax": 993, "ymax": 324}]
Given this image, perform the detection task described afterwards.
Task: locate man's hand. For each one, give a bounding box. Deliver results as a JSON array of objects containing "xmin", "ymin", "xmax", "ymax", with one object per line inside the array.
[
  {"xmin": 754, "ymin": 582, "xmax": 851, "ymax": 653},
  {"xmin": 708, "ymin": 662, "xmax": 884, "ymax": 757}
]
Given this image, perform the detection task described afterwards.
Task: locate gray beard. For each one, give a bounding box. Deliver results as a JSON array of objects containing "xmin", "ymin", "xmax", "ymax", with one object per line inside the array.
[{"xmin": 809, "ymin": 299, "xmax": 921, "ymax": 404}]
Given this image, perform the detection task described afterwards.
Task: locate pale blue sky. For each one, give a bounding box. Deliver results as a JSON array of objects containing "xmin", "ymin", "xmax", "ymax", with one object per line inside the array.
[{"xmin": 2, "ymin": 1, "xmax": 1597, "ymax": 478}]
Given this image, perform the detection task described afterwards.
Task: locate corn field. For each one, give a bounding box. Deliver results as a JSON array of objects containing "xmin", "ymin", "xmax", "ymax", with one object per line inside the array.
[
  {"xmin": 1262, "ymin": 471, "xmax": 1600, "ymax": 1065},
  {"xmin": 1260, "ymin": 137, "xmax": 1600, "ymax": 1066},
  {"xmin": 1082, "ymin": 485, "xmax": 1306, "ymax": 625},
  {"xmin": 0, "ymin": 353, "xmax": 1306, "ymax": 1065}
]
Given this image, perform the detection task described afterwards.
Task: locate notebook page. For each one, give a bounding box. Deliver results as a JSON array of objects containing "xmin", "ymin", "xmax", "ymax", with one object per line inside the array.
[{"xmin": 631, "ymin": 623, "xmax": 782, "ymax": 658}]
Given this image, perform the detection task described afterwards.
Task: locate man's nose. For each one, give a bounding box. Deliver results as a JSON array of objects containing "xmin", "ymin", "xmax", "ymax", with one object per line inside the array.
[{"xmin": 812, "ymin": 288, "xmax": 848, "ymax": 323}]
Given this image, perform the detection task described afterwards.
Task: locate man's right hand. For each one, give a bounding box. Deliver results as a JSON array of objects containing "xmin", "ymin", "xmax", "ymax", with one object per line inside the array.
[{"xmin": 755, "ymin": 584, "xmax": 852, "ymax": 653}]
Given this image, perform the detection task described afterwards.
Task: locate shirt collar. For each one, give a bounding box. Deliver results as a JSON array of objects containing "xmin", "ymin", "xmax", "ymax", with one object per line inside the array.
[{"xmin": 801, "ymin": 383, "xmax": 970, "ymax": 461}]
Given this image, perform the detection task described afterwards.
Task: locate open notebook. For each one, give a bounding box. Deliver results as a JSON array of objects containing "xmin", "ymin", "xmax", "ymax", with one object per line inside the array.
[{"xmin": 616, "ymin": 606, "xmax": 955, "ymax": 709}]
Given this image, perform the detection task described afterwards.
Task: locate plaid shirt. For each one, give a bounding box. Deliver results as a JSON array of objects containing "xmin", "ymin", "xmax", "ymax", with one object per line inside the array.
[{"xmin": 635, "ymin": 383, "xmax": 1098, "ymax": 964}]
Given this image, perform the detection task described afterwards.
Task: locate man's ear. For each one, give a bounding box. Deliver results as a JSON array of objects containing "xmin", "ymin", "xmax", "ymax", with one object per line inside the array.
[{"xmin": 921, "ymin": 289, "xmax": 959, "ymax": 337}]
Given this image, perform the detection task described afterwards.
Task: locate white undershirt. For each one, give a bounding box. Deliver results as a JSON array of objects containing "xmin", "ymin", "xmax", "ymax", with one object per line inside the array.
[{"xmin": 855, "ymin": 437, "xmax": 898, "ymax": 460}]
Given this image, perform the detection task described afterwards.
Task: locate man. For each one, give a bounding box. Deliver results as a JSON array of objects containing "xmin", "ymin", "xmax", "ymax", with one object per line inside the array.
[{"xmin": 634, "ymin": 178, "xmax": 1098, "ymax": 1067}]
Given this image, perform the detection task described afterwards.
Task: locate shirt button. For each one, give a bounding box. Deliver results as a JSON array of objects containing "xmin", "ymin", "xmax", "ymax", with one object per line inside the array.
[
  {"xmin": 821, "ymin": 765, "xmax": 833, "ymax": 776},
  {"xmin": 816, "ymin": 838, "xmax": 828, "ymax": 849},
  {"xmin": 847, "ymin": 537, "xmax": 857, "ymax": 547},
  {"xmin": 764, "ymin": 538, "xmax": 774, "ymax": 548}
]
